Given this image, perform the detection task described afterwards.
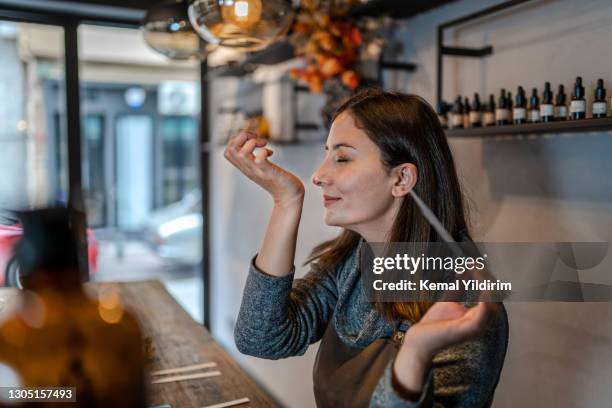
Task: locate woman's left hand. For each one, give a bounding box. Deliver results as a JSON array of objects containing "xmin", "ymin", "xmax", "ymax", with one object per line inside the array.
[{"xmin": 392, "ymin": 302, "xmax": 498, "ymax": 399}]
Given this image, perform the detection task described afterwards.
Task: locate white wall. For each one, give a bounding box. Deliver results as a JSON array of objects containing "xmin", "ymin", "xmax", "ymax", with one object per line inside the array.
[
  {"xmin": 209, "ymin": 0, "xmax": 612, "ymax": 407},
  {"xmin": 390, "ymin": 0, "xmax": 612, "ymax": 407}
]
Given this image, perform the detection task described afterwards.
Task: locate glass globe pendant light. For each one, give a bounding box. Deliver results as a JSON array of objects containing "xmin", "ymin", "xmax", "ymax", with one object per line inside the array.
[
  {"xmin": 187, "ymin": 0, "xmax": 294, "ymax": 52},
  {"xmin": 142, "ymin": 0, "xmax": 207, "ymax": 60}
]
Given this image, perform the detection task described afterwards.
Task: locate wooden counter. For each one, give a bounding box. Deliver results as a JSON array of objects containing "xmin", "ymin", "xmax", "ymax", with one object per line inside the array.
[{"xmin": 0, "ymin": 280, "xmax": 280, "ymax": 408}]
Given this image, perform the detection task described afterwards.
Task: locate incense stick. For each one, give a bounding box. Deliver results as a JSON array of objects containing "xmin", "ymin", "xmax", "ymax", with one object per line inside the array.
[
  {"xmin": 152, "ymin": 362, "xmax": 217, "ymax": 376},
  {"xmin": 201, "ymin": 398, "xmax": 250, "ymax": 408},
  {"xmin": 151, "ymin": 371, "xmax": 221, "ymax": 384}
]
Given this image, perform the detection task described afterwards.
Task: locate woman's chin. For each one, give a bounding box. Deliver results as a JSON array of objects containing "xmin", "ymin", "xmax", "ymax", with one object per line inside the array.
[
  {"xmin": 323, "ymin": 214, "xmax": 349, "ymax": 228},
  {"xmin": 323, "ymin": 214, "xmax": 339, "ymax": 227}
]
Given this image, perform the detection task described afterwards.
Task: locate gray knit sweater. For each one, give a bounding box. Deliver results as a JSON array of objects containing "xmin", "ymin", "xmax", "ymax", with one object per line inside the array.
[{"xmin": 234, "ymin": 240, "xmax": 509, "ymax": 407}]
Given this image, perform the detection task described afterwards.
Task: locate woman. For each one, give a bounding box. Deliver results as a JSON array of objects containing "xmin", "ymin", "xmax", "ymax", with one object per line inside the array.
[{"xmin": 224, "ymin": 90, "xmax": 508, "ymax": 407}]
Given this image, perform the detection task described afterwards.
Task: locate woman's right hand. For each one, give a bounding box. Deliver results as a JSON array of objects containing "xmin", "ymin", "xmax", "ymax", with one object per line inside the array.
[{"xmin": 224, "ymin": 131, "xmax": 305, "ymax": 207}]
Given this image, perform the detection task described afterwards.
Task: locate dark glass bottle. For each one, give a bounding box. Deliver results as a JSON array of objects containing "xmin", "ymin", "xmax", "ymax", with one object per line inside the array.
[
  {"xmin": 554, "ymin": 84, "xmax": 567, "ymax": 121},
  {"xmin": 463, "ymin": 97, "xmax": 471, "ymax": 128},
  {"xmin": 436, "ymin": 101, "xmax": 449, "ymax": 128},
  {"xmin": 450, "ymin": 96, "xmax": 464, "ymax": 129},
  {"xmin": 513, "ymin": 86, "xmax": 527, "ymax": 124},
  {"xmin": 506, "ymin": 91, "xmax": 513, "ymax": 123},
  {"xmin": 470, "ymin": 93, "xmax": 482, "ymax": 127},
  {"xmin": 592, "ymin": 79, "xmax": 607, "ymax": 118},
  {"xmin": 528, "ymin": 88, "xmax": 540, "ymax": 123},
  {"xmin": 540, "ymin": 82, "xmax": 554, "ymax": 122},
  {"xmin": 496, "ymin": 88, "xmax": 510, "ymax": 125},
  {"xmin": 570, "ymin": 76, "xmax": 586, "ymax": 120},
  {"xmin": 484, "ymin": 94, "xmax": 496, "ymax": 126},
  {"xmin": 0, "ymin": 208, "xmax": 147, "ymax": 408}
]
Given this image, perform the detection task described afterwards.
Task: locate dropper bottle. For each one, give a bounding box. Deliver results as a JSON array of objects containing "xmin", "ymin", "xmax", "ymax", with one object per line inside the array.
[
  {"xmin": 496, "ymin": 88, "xmax": 510, "ymax": 125},
  {"xmin": 470, "ymin": 93, "xmax": 482, "ymax": 127},
  {"xmin": 450, "ymin": 96, "xmax": 464, "ymax": 129},
  {"xmin": 436, "ymin": 101, "xmax": 449, "ymax": 128},
  {"xmin": 529, "ymin": 88, "xmax": 540, "ymax": 123},
  {"xmin": 484, "ymin": 94, "xmax": 496, "ymax": 126},
  {"xmin": 540, "ymin": 82, "xmax": 554, "ymax": 122},
  {"xmin": 554, "ymin": 84, "xmax": 567, "ymax": 121},
  {"xmin": 513, "ymin": 87, "xmax": 527, "ymax": 124},
  {"xmin": 463, "ymin": 97, "xmax": 471, "ymax": 128},
  {"xmin": 507, "ymin": 91, "xmax": 513, "ymax": 122},
  {"xmin": 570, "ymin": 76, "xmax": 586, "ymax": 120},
  {"xmin": 592, "ymin": 79, "xmax": 607, "ymax": 119}
]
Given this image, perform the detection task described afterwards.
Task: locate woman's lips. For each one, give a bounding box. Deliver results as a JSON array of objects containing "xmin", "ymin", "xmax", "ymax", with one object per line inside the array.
[{"xmin": 323, "ymin": 195, "xmax": 341, "ymax": 207}]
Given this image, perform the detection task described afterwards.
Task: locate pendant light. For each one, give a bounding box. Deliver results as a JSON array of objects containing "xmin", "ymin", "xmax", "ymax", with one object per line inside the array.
[
  {"xmin": 142, "ymin": 0, "xmax": 207, "ymax": 60},
  {"xmin": 187, "ymin": 0, "xmax": 294, "ymax": 52}
]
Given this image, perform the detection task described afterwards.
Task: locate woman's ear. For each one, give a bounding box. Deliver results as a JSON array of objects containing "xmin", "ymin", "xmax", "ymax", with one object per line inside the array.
[{"xmin": 391, "ymin": 163, "xmax": 417, "ymax": 198}]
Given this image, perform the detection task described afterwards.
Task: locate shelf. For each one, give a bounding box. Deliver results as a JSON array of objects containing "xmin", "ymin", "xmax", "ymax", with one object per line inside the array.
[
  {"xmin": 445, "ymin": 117, "xmax": 612, "ymax": 138},
  {"xmin": 350, "ymin": 0, "xmax": 457, "ymax": 19}
]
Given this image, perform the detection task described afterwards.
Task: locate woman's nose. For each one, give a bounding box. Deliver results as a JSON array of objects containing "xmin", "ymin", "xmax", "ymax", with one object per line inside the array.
[{"xmin": 311, "ymin": 164, "xmax": 329, "ymax": 187}]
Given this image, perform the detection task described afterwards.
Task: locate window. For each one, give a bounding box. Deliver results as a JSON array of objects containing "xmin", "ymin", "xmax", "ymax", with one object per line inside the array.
[{"xmin": 160, "ymin": 116, "xmax": 198, "ymax": 205}]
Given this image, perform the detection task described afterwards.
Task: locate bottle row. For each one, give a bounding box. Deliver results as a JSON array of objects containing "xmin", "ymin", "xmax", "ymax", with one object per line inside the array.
[{"xmin": 438, "ymin": 77, "xmax": 609, "ymax": 129}]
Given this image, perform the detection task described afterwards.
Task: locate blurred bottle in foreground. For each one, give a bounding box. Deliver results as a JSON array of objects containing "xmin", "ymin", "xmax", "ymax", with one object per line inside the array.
[{"xmin": 0, "ymin": 208, "xmax": 147, "ymax": 407}]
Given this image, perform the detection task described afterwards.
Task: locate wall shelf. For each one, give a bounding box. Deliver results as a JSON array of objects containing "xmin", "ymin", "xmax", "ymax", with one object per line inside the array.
[
  {"xmin": 445, "ymin": 117, "xmax": 612, "ymax": 138},
  {"xmin": 437, "ymin": 0, "xmax": 533, "ymax": 105}
]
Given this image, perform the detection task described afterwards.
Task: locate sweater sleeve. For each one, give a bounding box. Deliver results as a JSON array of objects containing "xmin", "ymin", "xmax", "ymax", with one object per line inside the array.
[
  {"xmin": 234, "ymin": 255, "xmax": 340, "ymax": 359},
  {"xmin": 370, "ymin": 305, "xmax": 508, "ymax": 407}
]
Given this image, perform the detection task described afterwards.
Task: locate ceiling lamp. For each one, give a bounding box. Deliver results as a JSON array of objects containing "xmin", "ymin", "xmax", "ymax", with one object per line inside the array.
[
  {"xmin": 142, "ymin": 0, "xmax": 207, "ymax": 60},
  {"xmin": 187, "ymin": 0, "xmax": 294, "ymax": 52}
]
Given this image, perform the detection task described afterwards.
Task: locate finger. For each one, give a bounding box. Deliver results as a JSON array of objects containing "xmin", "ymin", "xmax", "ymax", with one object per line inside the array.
[
  {"xmin": 238, "ymin": 138, "xmax": 259, "ymax": 159},
  {"xmin": 228, "ymin": 131, "xmax": 258, "ymax": 152},
  {"xmin": 254, "ymin": 138, "xmax": 268, "ymax": 148},
  {"xmin": 254, "ymin": 147, "xmax": 269, "ymax": 164},
  {"xmin": 241, "ymin": 137, "xmax": 267, "ymax": 153},
  {"xmin": 240, "ymin": 129, "xmax": 259, "ymax": 142},
  {"xmin": 227, "ymin": 131, "xmax": 248, "ymax": 151}
]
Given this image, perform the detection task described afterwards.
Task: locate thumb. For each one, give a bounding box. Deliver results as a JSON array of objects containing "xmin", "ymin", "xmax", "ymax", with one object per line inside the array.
[{"xmin": 254, "ymin": 147, "xmax": 270, "ymax": 164}]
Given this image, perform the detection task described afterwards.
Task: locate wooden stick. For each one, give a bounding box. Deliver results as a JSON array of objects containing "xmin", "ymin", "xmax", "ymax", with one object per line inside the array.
[
  {"xmin": 201, "ymin": 397, "xmax": 250, "ymax": 408},
  {"xmin": 151, "ymin": 371, "xmax": 221, "ymax": 384},
  {"xmin": 152, "ymin": 362, "xmax": 217, "ymax": 376}
]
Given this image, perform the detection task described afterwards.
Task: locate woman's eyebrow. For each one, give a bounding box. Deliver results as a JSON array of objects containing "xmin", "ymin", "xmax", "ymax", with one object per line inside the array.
[{"xmin": 324, "ymin": 143, "xmax": 356, "ymax": 151}]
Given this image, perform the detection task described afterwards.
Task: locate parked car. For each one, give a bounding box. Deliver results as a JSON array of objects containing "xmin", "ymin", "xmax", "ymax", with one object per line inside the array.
[
  {"xmin": 0, "ymin": 210, "xmax": 98, "ymax": 288},
  {"xmin": 144, "ymin": 190, "xmax": 203, "ymax": 266}
]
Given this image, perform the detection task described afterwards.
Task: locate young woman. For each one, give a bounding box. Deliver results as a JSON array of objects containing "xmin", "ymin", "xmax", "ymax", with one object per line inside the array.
[{"xmin": 224, "ymin": 90, "xmax": 509, "ymax": 407}]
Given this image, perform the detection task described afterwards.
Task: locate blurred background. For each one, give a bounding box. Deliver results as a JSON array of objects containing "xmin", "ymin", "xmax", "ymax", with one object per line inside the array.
[{"xmin": 0, "ymin": 21, "xmax": 204, "ymax": 320}]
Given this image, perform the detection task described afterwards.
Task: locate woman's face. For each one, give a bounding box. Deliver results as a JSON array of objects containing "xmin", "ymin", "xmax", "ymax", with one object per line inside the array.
[{"xmin": 311, "ymin": 111, "xmax": 401, "ymax": 241}]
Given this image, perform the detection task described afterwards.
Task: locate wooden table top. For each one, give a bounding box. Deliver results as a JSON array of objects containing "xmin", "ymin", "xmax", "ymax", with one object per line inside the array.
[{"xmin": 0, "ymin": 280, "xmax": 280, "ymax": 408}]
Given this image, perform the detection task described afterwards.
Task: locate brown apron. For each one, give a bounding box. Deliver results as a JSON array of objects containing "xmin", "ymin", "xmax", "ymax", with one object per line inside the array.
[{"xmin": 313, "ymin": 317, "xmax": 404, "ymax": 408}]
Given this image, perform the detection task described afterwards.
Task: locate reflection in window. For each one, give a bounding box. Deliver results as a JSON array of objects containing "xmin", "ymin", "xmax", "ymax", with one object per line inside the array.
[
  {"xmin": 83, "ymin": 115, "xmax": 105, "ymax": 227},
  {"xmin": 161, "ymin": 116, "xmax": 198, "ymax": 205},
  {"xmin": 0, "ymin": 21, "xmax": 66, "ymax": 209},
  {"xmin": 116, "ymin": 115, "xmax": 154, "ymax": 231}
]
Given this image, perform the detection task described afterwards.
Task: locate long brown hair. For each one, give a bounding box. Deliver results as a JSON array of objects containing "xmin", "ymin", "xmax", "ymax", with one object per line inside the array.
[{"xmin": 306, "ymin": 89, "xmax": 470, "ymax": 323}]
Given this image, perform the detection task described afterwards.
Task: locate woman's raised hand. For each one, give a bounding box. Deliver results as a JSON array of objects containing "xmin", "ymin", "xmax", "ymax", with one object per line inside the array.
[
  {"xmin": 392, "ymin": 302, "xmax": 498, "ymax": 398},
  {"xmin": 224, "ymin": 131, "xmax": 305, "ymax": 207},
  {"xmin": 403, "ymin": 301, "xmax": 497, "ymax": 360}
]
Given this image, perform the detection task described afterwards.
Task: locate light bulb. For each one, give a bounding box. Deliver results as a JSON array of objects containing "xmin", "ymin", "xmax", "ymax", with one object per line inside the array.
[
  {"xmin": 188, "ymin": 0, "xmax": 294, "ymax": 52},
  {"xmin": 221, "ymin": 0, "xmax": 263, "ymax": 29}
]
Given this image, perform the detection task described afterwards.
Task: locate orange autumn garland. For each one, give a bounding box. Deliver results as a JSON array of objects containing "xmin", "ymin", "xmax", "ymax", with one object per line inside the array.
[{"xmin": 289, "ymin": 10, "xmax": 364, "ymax": 93}]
